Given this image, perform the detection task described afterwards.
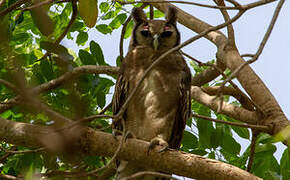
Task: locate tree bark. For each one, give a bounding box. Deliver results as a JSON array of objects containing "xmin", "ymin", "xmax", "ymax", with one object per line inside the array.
[{"xmin": 0, "ymin": 117, "xmax": 261, "ymax": 180}]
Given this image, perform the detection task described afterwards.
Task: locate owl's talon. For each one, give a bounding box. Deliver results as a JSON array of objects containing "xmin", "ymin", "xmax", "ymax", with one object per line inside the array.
[{"xmin": 147, "ymin": 137, "xmax": 169, "ymax": 155}]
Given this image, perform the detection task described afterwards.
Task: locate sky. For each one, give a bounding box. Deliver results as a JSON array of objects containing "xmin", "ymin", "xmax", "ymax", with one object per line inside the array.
[{"xmin": 63, "ymin": 0, "xmax": 289, "ymax": 177}]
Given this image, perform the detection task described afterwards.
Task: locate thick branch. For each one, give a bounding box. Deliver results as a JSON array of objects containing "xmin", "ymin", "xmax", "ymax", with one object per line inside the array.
[
  {"xmin": 0, "ymin": 118, "xmax": 261, "ymax": 180},
  {"xmin": 191, "ymin": 86, "xmax": 261, "ymax": 125}
]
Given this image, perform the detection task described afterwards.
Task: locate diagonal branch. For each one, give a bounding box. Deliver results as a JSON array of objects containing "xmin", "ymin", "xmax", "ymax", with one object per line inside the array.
[
  {"xmin": 191, "ymin": 86, "xmax": 262, "ymax": 125},
  {"xmin": 219, "ymin": 0, "xmax": 286, "ymax": 88}
]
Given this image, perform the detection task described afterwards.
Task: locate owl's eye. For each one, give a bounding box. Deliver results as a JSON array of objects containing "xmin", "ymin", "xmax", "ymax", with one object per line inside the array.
[
  {"xmin": 141, "ymin": 30, "xmax": 150, "ymax": 37},
  {"xmin": 161, "ymin": 31, "xmax": 173, "ymax": 38}
]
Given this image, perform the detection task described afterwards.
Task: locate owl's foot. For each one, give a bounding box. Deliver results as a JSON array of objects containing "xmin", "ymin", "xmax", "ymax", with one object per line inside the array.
[{"xmin": 147, "ymin": 137, "xmax": 169, "ymax": 154}]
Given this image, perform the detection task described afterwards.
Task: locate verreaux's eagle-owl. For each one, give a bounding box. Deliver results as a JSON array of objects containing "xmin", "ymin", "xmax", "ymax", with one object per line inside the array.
[{"xmin": 112, "ymin": 6, "xmax": 191, "ymax": 179}]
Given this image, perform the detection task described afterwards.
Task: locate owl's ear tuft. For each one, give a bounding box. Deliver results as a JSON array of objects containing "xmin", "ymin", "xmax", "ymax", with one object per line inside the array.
[
  {"xmin": 166, "ymin": 6, "xmax": 178, "ymax": 24},
  {"xmin": 132, "ymin": 8, "xmax": 147, "ymax": 23}
]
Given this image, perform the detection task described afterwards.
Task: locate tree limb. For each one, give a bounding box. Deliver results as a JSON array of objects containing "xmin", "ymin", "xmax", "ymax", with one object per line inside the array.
[
  {"xmin": 0, "ymin": 117, "xmax": 262, "ymax": 180},
  {"xmin": 191, "ymin": 86, "xmax": 262, "ymax": 126}
]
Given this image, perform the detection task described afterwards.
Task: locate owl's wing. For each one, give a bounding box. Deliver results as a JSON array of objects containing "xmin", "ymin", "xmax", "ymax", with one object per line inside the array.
[
  {"xmin": 168, "ymin": 64, "xmax": 192, "ymax": 149},
  {"xmin": 112, "ymin": 63, "xmax": 128, "ymax": 131}
]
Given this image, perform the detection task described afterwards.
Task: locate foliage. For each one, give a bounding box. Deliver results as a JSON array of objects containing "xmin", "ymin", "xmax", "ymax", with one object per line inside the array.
[{"xmin": 0, "ymin": 0, "xmax": 288, "ymax": 179}]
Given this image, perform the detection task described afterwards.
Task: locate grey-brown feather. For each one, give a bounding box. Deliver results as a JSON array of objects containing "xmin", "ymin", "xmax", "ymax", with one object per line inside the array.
[{"xmin": 112, "ymin": 7, "xmax": 191, "ymax": 180}]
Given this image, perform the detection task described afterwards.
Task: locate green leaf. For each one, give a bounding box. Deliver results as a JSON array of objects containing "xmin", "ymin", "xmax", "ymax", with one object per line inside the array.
[
  {"xmin": 96, "ymin": 24, "xmax": 112, "ymax": 34},
  {"xmin": 30, "ymin": 0, "xmax": 54, "ymax": 36},
  {"xmin": 76, "ymin": 31, "xmax": 88, "ymax": 46},
  {"xmin": 146, "ymin": 10, "xmax": 164, "ymax": 18},
  {"xmin": 70, "ymin": 21, "xmax": 86, "ymax": 32},
  {"xmin": 252, "ymin": 154, "xmax": 280, "ymax": 178},
  {"xmin": 208, "ymin": 151, "xmax": 215, "ymax": 159},
  {"xmin": 124, "ymin": 20, "xmax": 133, "ymax": 39},
  {"xmin": 11, "ymin": 33, "xmax": 30, "ymax": 43},
  {"xmin": 101, "ymin": 11, "xmax": 115, "ymax": 20},
  {"xmin": 264, "ymin": 171, "xmax": 281, "ymax": 180},
  {"xmin": 0, "ymin": 110, "xmax": 13, "ymax": 119},
  {"xmin": 97, "ymin": 92, "xmax": 105, "ymax": 108},
  {"xmin": 255, "ymin": 143, "xmax": 276, "ymax": 155},
  {"xmin": 40, "ymin": 41, "xmax": 68, "ymax": 55},
  {"xmin": 40, "ymin": 59, "xmax": 54, "ymax": 81},
  {"xmin": 78, "ymin": 49, "xmax": 96, "ymax": 65},
  {"xmin": 99, "ymin": 2, "xmax": 110, "ymax": 13},
  {"xmin": 79, "ymin": 0, "xmax": 98, "ymax": 28},
  {"xmin": 232, "ymin": 126, "xmax": 250, "ymax": 139},
  {"xmin": 109, "ymin": 13, "xmax": 127, "ymax": 29},
  {"xmin": 257, "ymin": 133, "xmax": 274, "ymax": 144},
  {"xmin": 182, "ymin": 130, "xmax": 198, "ymax": 149},
  {"xmin": 116, "ymin": 56, "xmax": 121, "ymax": 67},
  {"xmin": 90, "ymin": 41, "xmax": 106, "ymax": 65},
  {"xmin": 280, "ymin": 148, "xmax": 290, "ymax": 180},
  {"xmin": 221, "ymin": 134, "xmax": 241, "ymax": 155}
]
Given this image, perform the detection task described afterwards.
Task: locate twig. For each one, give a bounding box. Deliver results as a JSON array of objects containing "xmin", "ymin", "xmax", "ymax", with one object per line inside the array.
[
  {"xmin": 214, "ymin": 0, "xmax": 236, "ymax": 47},
  {"xmin": 0, "ymin": 66, "xmax": 118, "ymax": 113},
  {"xmin": 36, "ymin": 0, "xmax": 77, "ymax": 61},
  {"xmin": 0, "ymin": 0, "xmax": 28, "ymax": 17},
  {"xmin": 119, "ymin": 4, "xmax": 147, "ymax": 61},
  {"xmin": 219, "ymin": 0, "xmax": 285, "ymax": 90},
  {"xmin": 115, "ymin": 9, "xmax": 245, "ymax": 119},
  {"xmin": 0, "ymin": 174, "xmax": 19, "ymax": 180},
  {"xmin": 55, "ymin": 0, "xmax": 77, "ymax": 44},
  {"xmin": 6, "ymin": 147, "xmax": 45, "ymax": 154},
  {"xmin": 120, "ymin": 171, "xmax": 177, "ymax": 180},
  {"xmin": 241, "ymin": 54, "xmax": 255, "ymax": 58},
  {"xmin": 247, "ymin": 130, "xmax": 259, "ymax": 172},
  {"xmin": 20, "ymin": 0, "xmax": 54, "ymax": 11},
  {"xmin": 181, "ymin": 51, "xmax": 257, "ymax": 111},
  {"xmin": 119, "ymin": 15, "xmax": 132, "ymax": 62},
  {"xmin": 0, "ymin": 79, "xmax": 18, "ymax": 93},
  {"xmin": 116, "ymin": 0, "xmax": 276, "ymax": 10},
  {"xmin": 191, "ymin": 113, "xmax": 270, "ymax": 132},
  {"xmin": 0, "ymin": 146, "xmax": 17, "ymax": 163},
  {"xmin": 150, "ymin": 4, "xmax": 154, "ymax": 19}
]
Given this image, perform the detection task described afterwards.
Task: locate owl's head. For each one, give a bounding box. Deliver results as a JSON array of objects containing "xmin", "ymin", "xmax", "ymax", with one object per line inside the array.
[{"xmin": 130, "ymin": 7, "xmax": 180, "ymax": 51}]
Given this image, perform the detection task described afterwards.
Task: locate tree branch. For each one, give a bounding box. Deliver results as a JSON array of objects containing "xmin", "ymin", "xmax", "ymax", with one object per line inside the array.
[
  {"xmin": 0, "ymin": 117, "xmax": 262, "ymax": 180},
  {"xmin": 0, "ymin": 65, "xmax": 119, "ymax": 113},
  {"xmin": 0, "ymin": 0, "xmax": 29, "ymax": 17},
  {"xmin": 191, "ymin": 86, "xmax": 262, "ymax": 126}
]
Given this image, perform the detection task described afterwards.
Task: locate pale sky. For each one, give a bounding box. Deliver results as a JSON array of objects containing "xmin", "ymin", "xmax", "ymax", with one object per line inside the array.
[{"xmin": 63, "ymin": 0, "xmax": 289, "ymax": 178}]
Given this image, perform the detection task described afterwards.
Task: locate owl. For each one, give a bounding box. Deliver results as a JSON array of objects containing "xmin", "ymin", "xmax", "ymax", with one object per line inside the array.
[{"xmin": 112, "ymin": 7, "xmax": 191, "ymax": 179}]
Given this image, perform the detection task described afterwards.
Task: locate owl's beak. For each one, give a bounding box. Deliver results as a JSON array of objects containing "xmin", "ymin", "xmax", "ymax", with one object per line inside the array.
[{"xmin": 153, "ymin": 34, "xmax": 159, "ymax": 51}]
